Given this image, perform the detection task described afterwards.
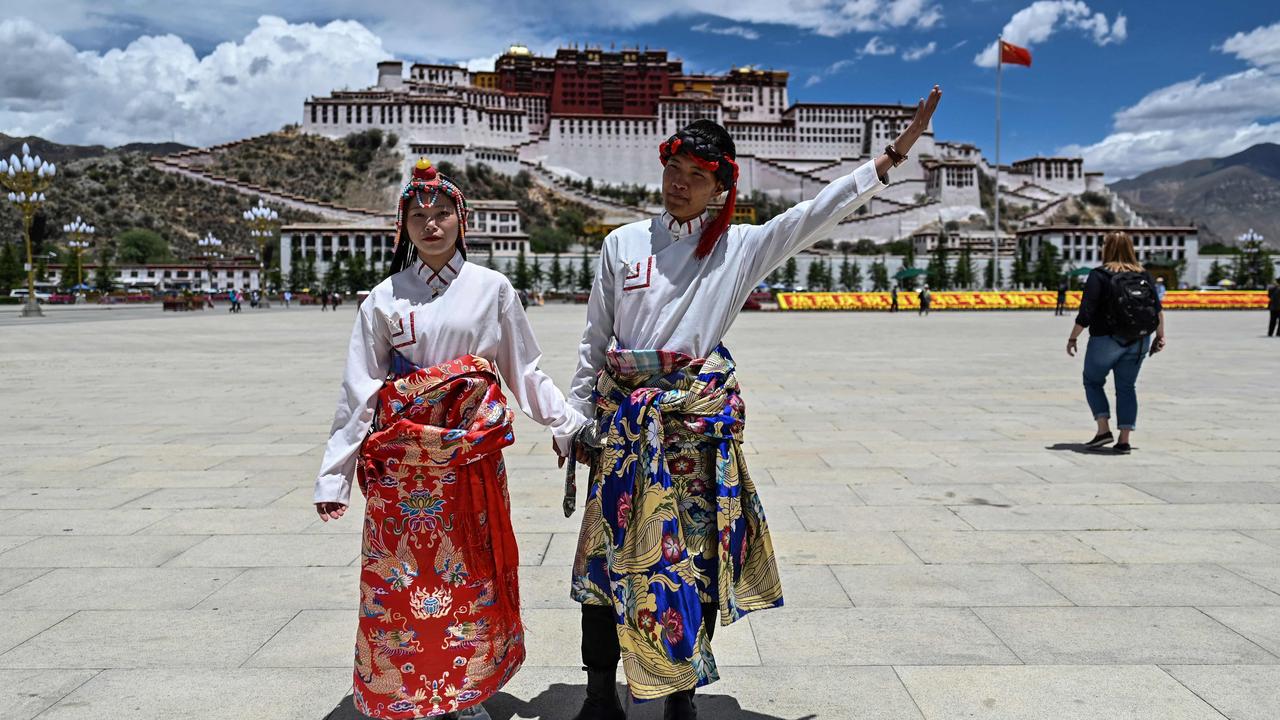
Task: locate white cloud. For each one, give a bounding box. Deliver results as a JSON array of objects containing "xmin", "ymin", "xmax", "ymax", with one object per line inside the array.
[
  {"xmin": 974, "ymin": 1, "xmax": 1127, "ymax": 67},
  {"xmin": 0, "ymin": 15, "xmax": 388, "ymax": 147},
  {"xmin": 464, "ymin": 54, "xmax": 499, "ymax": 72},
  {"xmin": 805, "ymin": 58, "xmax": 855, "ymax": 88},
  {"xmin": 859, "ymin": 36, "xmax": 897, "ymax": 57},
  {"xmin": 18, "ymin": 1, "xmax": 944, "ymax": 57},
  {"xmin": 903, "ymin": 41, "xmax": 937, "ymax": 61},
  {"xmin": 1060, "ymin": 20, "xmax": 1280, "ymax": 178},
  {"xmin": 691, "ymin": 22, "xmax": 760, "ymax": 40},
  {"xmin": 1219, "ymin": 21, "xmax": 1280, "ymax": 70}
]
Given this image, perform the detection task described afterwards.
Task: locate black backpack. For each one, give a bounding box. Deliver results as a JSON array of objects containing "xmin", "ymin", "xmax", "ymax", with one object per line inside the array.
[{"xmin": 1103, "ymin": 270, "xmax": 1160, "ymax": 342}]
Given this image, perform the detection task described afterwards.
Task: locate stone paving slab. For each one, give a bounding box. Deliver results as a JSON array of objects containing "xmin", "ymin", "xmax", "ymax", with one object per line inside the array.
[
  {"xmin": 1162, "ymin": 665, "xmax": 1280, "ymax": 720},
  {"xmin": 896, "ymin": 665, "xmax": 1225, "ymax": 720},
  {"xmin": 4, "ymin": 307, "xmax": 1280, "ymax": 718},
  {"xmin": 972, "ymin": 606, "xmax": 1280, "ymax": 664}
]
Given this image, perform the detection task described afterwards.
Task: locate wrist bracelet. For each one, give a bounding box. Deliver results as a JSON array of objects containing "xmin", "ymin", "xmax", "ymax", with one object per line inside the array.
[{"xmin": 884, "ymin": 144, "xmax": 908, "ymax": 166}]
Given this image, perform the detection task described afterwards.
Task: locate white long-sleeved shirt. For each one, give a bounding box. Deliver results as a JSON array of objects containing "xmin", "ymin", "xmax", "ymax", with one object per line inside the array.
[
  {"xmin": 314, "ymin": 250, "xmax": 588, "ymax": 505},
  {"xmin": 565, "ymin": 159, "xmax": 887, "ymax": 419}
]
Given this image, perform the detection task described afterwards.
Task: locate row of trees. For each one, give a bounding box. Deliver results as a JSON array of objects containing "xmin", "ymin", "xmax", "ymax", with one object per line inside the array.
[
  {"xmin": 758, "ymin": 246, "xmax": 1015, "ymax": 292},
  {"xmin": 1204, "ymin": 241, "xmax": 1275, "ymax": 289}
]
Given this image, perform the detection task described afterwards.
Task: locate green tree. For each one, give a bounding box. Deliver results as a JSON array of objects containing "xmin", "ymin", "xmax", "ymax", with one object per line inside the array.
[
  {"xmin": 952, "ymin": 247, "xmax": 976, "ymax": 289},
  {"xmin": 486, "ymin": 244, "xmax": 496, "ymax": 270},
  {"xmin": 577, "ymin": 248, "xmax": 593, "ymax": 291},
  {"xmin": 806, "ymin": 259, "xmax": 826, "ymax": 291},
  {"xmin": 116, "ymin": 228, "xmax": 172, "ymax": 264},
  {"xmin": 849, "ymin": 258, "xmax": 863, "ymax": 290},
  {"xmin": 529, "ymin": 254, "xmax": 543, "ymax": 290},
  {"xmin": 287, "ymin": 252, "xmax": 305, "ymax": 293},
  {"xmin": 898, "ymin": 244, "xmax": 918, "ymax": 290},
  {"xmin": 0, "ymin": 241, "xmax": 21, "ymax": 293},
  {"xmin": 1205, "ymin": 259, "xmax": 1225, "ymax": 286},
  {"xmin": 512, "ymin": 249, "xmax": 532, "ymax": 291},
  {"xmin": 324, "ymin": 256, "xmax": 344, "ymax": 293},
  {"xmin": 503, "ymin": 259, "xmax": 514, "ymax": 278},
  {"xmin": 871, "ymin": 258, "xmax": 890, "ymax": 291},
  {"xmin": 344, "ymin": 254, "xmax": 365, "ymax": 294},
  {"xmin": 303, "ymin": 255, "xmax": 318, "ymax": 291},
  {"xmin": 549, "ymin": 251, "xmax": 564, "ymax": 291},
  {"xmin": 782, "ymin": 257, "xmax": 798, "ymax": 286},
  {"xmin": 1033, "ymin": 243, "xmax": 1062, "ymax": 289},
  {"xmin": 985, "ymin": 257, "xmax": 1004, "ymax": 288},
  {"xmin": 94, "ymin": 243, "xmax": 116, "ymax": 292},
  {"xmin": 561, "ymin": 258, "xmax": 575, "ymax": 292},
  {"xmin": 838, "ymin": 252, "xmax": 854, "ymax": 290},
  {"xmin": 926, "ymin": 243, "xmax": 950, "ymax": 290},
  {"xmin": 268, "ymin": 257, "xmax": 284, "ymax": 294},
  {"xmin": 1012, "ymin": 243, "xmax": 1032, "ymax": 288},
  {"xmin": 56, "ymin": 247, "xmax": 77, "ymax": 293}
]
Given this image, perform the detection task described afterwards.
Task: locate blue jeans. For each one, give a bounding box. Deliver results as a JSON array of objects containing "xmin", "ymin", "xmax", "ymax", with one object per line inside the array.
[{"xmin": 1082, "ymin": 335, "xmax": 1150, "ymax": 430}]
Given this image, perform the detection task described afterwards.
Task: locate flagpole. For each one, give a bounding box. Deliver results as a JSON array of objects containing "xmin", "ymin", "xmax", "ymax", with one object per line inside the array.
[{"xmin": 993, "ymin": 36, "xmax": 1002, "ymax": 289}]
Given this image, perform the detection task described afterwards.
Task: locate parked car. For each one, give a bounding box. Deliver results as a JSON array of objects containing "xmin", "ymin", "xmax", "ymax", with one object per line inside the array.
[{"xmin": 9, "ymin": 288, "xmax": 53, "ymax": 301}]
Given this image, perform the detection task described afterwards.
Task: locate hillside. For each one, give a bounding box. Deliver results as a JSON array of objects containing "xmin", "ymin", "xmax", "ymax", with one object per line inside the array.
[
  {"xmin": 1112, "ymin": 143, "xmax": 1280, "ymax": 245},
  {"xmin": 198, "ymin": 127, "xmax": 599, "ymax": 252},
  {"xmin": 0, "ymin": 148, "xmax": 322, "ymax": 262}
]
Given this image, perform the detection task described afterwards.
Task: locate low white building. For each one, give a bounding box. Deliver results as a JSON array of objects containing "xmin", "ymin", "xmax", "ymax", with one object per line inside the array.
[{"xmin": 45, "ymin": 258, "xmax": 263, "ymax": 292}]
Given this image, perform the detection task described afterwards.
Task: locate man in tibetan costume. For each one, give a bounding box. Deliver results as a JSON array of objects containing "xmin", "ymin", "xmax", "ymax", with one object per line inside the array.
[{"xmin": 562, "ymin": 88, "xmax": 943, "ymax": 720}]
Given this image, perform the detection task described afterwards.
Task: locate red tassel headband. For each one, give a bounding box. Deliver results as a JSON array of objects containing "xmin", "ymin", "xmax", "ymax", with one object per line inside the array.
[{"xmin": 659, "ymin": 134, "xmax": 740, "ymax": 259}]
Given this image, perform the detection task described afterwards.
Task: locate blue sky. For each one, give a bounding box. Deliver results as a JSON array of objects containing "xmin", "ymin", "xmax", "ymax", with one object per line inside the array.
[{"xmin": 2, "ymin": 1, "xmax": 1278, "ymax": 178}]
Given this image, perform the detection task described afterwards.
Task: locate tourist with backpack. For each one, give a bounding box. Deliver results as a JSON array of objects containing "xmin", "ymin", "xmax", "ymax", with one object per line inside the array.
[{"xmin": 1066, "ymin": 232, "xmax": 1165, "ymax": 454}]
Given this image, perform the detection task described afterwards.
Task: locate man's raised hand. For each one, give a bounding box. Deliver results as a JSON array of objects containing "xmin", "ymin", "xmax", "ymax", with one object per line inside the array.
[{"xmin": 894, "ymin": 85, "xmax": 942, "ymax": 156}]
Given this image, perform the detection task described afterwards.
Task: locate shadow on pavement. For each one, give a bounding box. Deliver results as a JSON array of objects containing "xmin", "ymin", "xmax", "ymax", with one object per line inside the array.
[{"xmin": 324, "ymin": 684, "xmax": 815, "ymax": 719}]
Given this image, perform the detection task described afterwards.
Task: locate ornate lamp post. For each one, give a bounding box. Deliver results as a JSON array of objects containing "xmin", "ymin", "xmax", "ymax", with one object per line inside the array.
[
  {"xmin": 63, "ymin": 216, "xmax": 94, "ymax": 301},
  {"xmin": 0, "ymin": 143, "xmax": 56, "ymax": 317},
  {"xmin": 242, "ymin": 199, "xmax": 279, "ymax": 307},
  {"xmin": 197, "ymin": 231, "xmax": 222, "ymax": 292}
]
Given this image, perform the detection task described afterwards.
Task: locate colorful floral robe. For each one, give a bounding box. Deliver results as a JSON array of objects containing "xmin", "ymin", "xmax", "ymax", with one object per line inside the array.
[{"xmin": 353, "ymin": 354, "xmax": 523, "ymax": 719}]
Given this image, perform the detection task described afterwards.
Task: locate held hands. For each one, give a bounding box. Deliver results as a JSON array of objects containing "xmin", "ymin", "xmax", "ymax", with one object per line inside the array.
[
  {"xmin": 892, "ymin": 85, "xmax": 943, "ymax": 157},
  {"xmin": 1066, "ymin": 337, "xmax": 1079, "ymax": 357},
  {"xmin": 315, "ymin": 502, "xmax": 347, "ymax": 522}
]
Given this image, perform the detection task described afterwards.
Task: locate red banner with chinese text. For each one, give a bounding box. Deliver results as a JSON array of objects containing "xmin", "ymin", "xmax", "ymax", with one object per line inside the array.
[{"xmin": 775, "ymin": 291, "xmax": 1267, "ymax": 311}]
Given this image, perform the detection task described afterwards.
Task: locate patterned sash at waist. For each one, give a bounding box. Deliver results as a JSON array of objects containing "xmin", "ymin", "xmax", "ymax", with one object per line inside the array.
[{"xmin": 582, "ymin": 344, "xmax": 782, "ymax": 700}]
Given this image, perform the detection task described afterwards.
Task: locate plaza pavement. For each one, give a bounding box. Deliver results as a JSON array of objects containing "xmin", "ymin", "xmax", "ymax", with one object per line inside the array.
[{"xmin": 1, "ymin": 302, "xmax": 1278, "ymax": 720}]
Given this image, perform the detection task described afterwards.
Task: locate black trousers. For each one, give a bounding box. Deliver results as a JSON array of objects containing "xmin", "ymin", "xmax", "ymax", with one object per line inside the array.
[
  {"xmin": 580, "ymin": 603, "xmax": 718, "ymax": 673},
  {"xmin": 1270, "ymin": 311, "xmax": 1280, "ymax": 337}
]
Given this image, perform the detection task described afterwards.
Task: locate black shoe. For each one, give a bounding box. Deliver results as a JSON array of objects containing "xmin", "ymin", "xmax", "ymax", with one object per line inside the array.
[
  {"xmin": 664, "ymin": 689, "xmax": 697, "ymax": 720},
  {"xmin": 572, "ymin": 668, "xmax": 626, "ymax": 720},
  {"xmin": 1113, "ymin": 442, "xmax": 1132, "ymax": 455},
  {"xmin": 1085, "ymin": 431, "xmax": 1114, "ymax": 449}
]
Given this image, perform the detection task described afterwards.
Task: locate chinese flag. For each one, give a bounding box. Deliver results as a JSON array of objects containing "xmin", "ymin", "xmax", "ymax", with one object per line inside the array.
[{"xmin": 1000, "ymin": 40, "xmax": 1032, "ymax": 66}]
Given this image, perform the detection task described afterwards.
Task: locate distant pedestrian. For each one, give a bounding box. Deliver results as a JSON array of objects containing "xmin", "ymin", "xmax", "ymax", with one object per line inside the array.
[
  {"xmin": 283, "ymin": 290, "xmax": 292, "ymax": 308},
  {"xmin": 1056, "ymin": 278, "xmax": 1068, "ymax": 316},
  {"xmin": 1268, "ymin": 279, "xmax": 1280, "ymax": 337},
  {"xmin": 890, "ymin": 284, "xmax": 900, "ymax": 312},
  {"xmin": 1155, "ymin": 277, "xmax": 1167, "ymax": 302},
  {"xmin": 918, "ymin": 284, "xmax": 932, "ymax": 316},
  {"xmin": 321, "ymin": 291, "xmax": 330, "ymax": 311}
]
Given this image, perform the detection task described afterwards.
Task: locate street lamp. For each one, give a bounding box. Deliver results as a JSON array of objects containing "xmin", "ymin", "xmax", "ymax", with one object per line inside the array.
[
  {"xmin": 62, "ymin": 215, "xmax": 94, "ymax": 301},
  {"xmin": 198, "ymin": 231, "xmax": 223, "ymax": 292},
  {"xmin": 0, "ymin": 143, "xmax": 56, "ymax": 317},
  {"xmin": 242, "ymin": 199, "xmax": 279, "ymax": 306}
]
